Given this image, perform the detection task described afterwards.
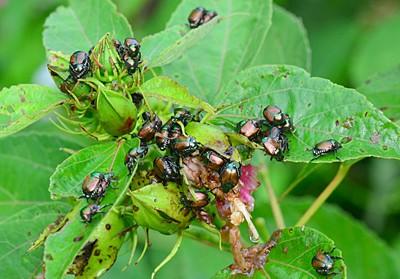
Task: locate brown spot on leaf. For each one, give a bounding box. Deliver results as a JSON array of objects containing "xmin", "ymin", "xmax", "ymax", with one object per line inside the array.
[
  {"xmin": 341, "ymin": 136, "xmax": 352, "ymax": 144},
  {"xmin": 105, "ymin": 224, "xmax": 111, "ymax": 230},
  {"xmin": 73, "ymin": 235, "xmax": 83, "ymax": 242},
  {"xmin": 19, "ymin": 95, "xmax": 26, "ymax": 102},
  {"xmin": 335, "ymin": 120, "xmax": 339, "ymax": 126},
  {"xmin": 382, "ymin": 145, "xmax": 388, "ymax": 150},
  {"xmin": 68, "ymin": 240, "xmax": 98, "ymax": 276},
  {"xmin": 94, "ymin": 249, "xmax": 101, "ymax": 256},
  {"xmin": 342, "ymin": 117, "xmax": 354, "ymax": 129},
  {"xmin": 45, "ymin": 254, "xmax": 53, "ymax": 261},
  {"xmin": 370, "ymin": 132, "xmax": 380, "ymax": 144},
  {"xmin": 364, "ymin": 111, "xmax": 369, "ymax": 117},
  {"xmin": 380, "ymin": 106, "xmax": 388, "ymax": 111},
  {"xmin": 282, "ymin": 247, "xmax": 289, "ymax": 254}
]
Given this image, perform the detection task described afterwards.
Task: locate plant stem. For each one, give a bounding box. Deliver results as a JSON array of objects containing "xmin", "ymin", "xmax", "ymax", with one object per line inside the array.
[
  {"xmin": 296, "ymin": 163, "xmax": 352, "ymax": 226},
  {"xmin": 260, "ymin": 166, "xmax": 286, "ymax": 229}
]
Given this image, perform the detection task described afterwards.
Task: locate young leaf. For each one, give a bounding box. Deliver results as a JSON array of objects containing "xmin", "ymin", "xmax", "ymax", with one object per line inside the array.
[
  {"xmin": 43, "ymin": 0, "xmax": 132, "ymax": 54},
  {"xmin": 0, "ymin": 84, "xmax": 66, "ymax": 138},
  {"xmin": 0, "ymin": 122, "xmax": 87, "ymax": 277},
  {"xmin": 163, "ymin": 0, "xmax": 273, "ymax": 104},
  {"xmin": 256, "ymin": 198, "xmax": 400, "ymax": 279},
  {"xmin": 350, "ymin": 12, "xmax": 400, "ymax": 85},
  {"xmin": 252, "ymin": 5, "xmax": 311, "ymax": 71},
  {"xmin": 49, "ymin": 138, "xmax": 139, "ymax": 199},
  {"xmin": 213, "ymin": 65, "xmax": 400, "ymax": 162},
  {"xmin": 357, "ymin": 66, "xmax": 400, "ymax": 125},
  {"xmin": 140, "ymin": 76, "xmax": 215, "ymax": 113},
  {"xmin": 141, "ymin": 18, "xmax": 221, "ymax": 68}
]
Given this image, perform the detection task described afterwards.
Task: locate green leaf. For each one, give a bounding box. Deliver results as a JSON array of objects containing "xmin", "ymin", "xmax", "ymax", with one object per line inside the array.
[
  {"xmin": 44, "ymin": 139, "xmax": 140, "ymax": 278},
  {"xmin": 266, "ymin": 227, "xmax": 345, "ymax": 278},
  {"xmin": 350, "ymin": 12, "xmax": 400, "ymax": 85},
  {"xmin": 0, "ymin": 84, "xmax": 66, "ymax": 138},
  {"xmin": 44, "ymin": 202, "xmax": 126, "ymax": 278},
  {"xmin": 43, "ymin": 0, "xmax": 132, "ymax": 54},
  {"xmin": 214, "ymin": 65, "xmax": 400, "ymax": 162},
  {"xmin": 140, "ymin": 76, "xmax": 215, "ymax": 113},
  {"xmin": 357, "ymin": 66, "xmax": 400, "ymax": 125},
  {"xmin": 163, "ymin": 0, "xmax": 273, "ymax": 104},
  {"xmin": 256, "ymin": 198, "xmax": 400, "ymax": 279},
  {"xmin": 252, "ymin": 5, "xmax": 311, "ymax": 71},
  {"xmin": 0, "ymin": 121, "xmax": 87, "ymax": 277},
  {"xmin": 50, "ymin": 138, "xmax": 139, "ymax": 199},
  {"xmin": 142, "ymin": 18, "xmax": 221, "ymax": 68},
  {"xmin": 212, "ymin": 227, "xmax": 346, "ymax": 278}
]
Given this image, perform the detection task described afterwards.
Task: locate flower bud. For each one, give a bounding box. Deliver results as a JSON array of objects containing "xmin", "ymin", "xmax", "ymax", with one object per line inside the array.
[
  {"xmin": 96, "ymin": 87, "xmax": 137, "ymax": 136},
  {"xmin": 129, "ymin": 183, "xmax": 193, "ymax": 235}
]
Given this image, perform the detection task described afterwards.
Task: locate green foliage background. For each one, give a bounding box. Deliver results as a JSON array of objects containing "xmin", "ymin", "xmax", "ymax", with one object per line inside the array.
[{"xmin": 0, "ymin": 0, "xmax": 399, "ymax": 278}]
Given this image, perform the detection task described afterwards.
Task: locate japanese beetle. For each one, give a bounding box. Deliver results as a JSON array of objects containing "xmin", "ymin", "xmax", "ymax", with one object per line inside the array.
[
  {"xmin": 171, "ymin": 135, "xmax": 200, "ymax": 157},
  {"xmin": 278, "ymin": 113, "xmax": 294, "ymax": 132},
  {"xmin": 124, "ymin": 38, "xmax": 141, "ymax": 58},
  {"xmin": 122, "ymin": 52, "xmax": 141, "ymax": 74},
  {"xmin": 188, "ymin": 7, "xmax": 206, "ymax": 29},
  {"xmin": 155, "ymin": 126, "xmax": 171, "ymax": 151},
  {"xmin": 69, "ymin": 50, "xmax": 91, "ymax": 80},
  {"xmin": 138, "ymin": 113, "xmax": 162, "ymax": 142},
  {"xmin": 125, "ymin": 144, "xmax": 149, "ymax": 174},
  {"xmin": 154, "ymin": 156, "xmax": 181, "ymax": 185},
  {"xmin": 180, "ymin": 191, "xmax": 209, "ymax": 209},
  {"xmin": 131, "ymin": 92, "xmax": 143, "ymax": 107},
  {"xmin": 113, "ymin": 39, "xmax": 126, "ymax": 59},
  {"xmin": 237, "ymin": 119, "xmax": 261, "ymax": 139},
  {"xmin": 202, "ymin": 10, "xmax": 218, "ymax": 24},
  {"xmin": 81, "ymin": 172, "xmax": 114, "ymax": 200},
  {"xmin": 202, "ymin": 149, "xmax": 226, "ymax": 170},
  {"xmin": 263, "ymin": 105, "xmax": 285, "ymax": 126},
  {"xmin": 261, "ymin": 127, "xmax": 288, "ymax": 161},
  {"xmin": 312, "ymin": 139, "xmax": 342, "ymax": 161},
  {"xmin": 173, "ymin": 108, "xmax": 192, "ymax": 125},
  {"xmin": 219, "ymin": 161, "xmax": 241, "ymax": 193},
  {"xmin": 311, "ymin": 249, "xmax": 341, "ymax": 276},
  {"xmin": 80, "ymin": 203, "xmax": 109, "ymax": 223}
]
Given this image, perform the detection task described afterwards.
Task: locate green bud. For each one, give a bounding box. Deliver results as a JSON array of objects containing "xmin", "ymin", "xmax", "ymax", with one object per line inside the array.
[
  {"xmin": 90, "ymin": 33, "xmax": 123, "ymax": 82},
  {"xmin": 96, "ymin": 87, "xmax": 137, "ymax": 136},
  {"xmin": 129, "ymin": 183, "xmax": 193, "ymax": 235}
]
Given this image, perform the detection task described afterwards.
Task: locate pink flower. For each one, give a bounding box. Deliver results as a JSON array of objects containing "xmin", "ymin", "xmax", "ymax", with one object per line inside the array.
[{"xmin": 239, "ymin": 165, "xmax": 260, "ymax": 211}]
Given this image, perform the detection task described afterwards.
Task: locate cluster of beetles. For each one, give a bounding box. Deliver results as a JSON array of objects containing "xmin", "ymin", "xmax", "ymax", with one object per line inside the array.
[
  {"xmin": 68, "ymin": 6, "xmax": 346, "ymax": 276},
  {"xmin": 67, "ymin": 36, "xmax": 142, "ymax": 85}
]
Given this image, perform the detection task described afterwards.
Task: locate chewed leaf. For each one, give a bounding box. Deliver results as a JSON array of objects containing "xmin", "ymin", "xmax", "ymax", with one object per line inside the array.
[
  {"xmin": 142, "ymin": 18, "xmax": 221, "ymax": 68},
  {"xmin": 43, "ymin": 0, "xmax": 132, "ymax": 54},
  {"xmin": 140, "ymin": 76, "xmax": 215, "ymax": 113},
  {"xmin": 0, "ymin": 84, "xmax": 66, "ymax": 138},
  {"xmin": 44, "ymin": 139, "xmax": 139, "ymax": 278},
  {"xmin": 214, "ymin": 65, "xmax": 400, "ymax": 162}
]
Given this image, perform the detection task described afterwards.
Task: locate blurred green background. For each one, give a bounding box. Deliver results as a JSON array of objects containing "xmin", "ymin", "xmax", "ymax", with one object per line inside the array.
[{"xmin": 0, "ymin": 0, "xmax": 399, "ymax": 278}]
